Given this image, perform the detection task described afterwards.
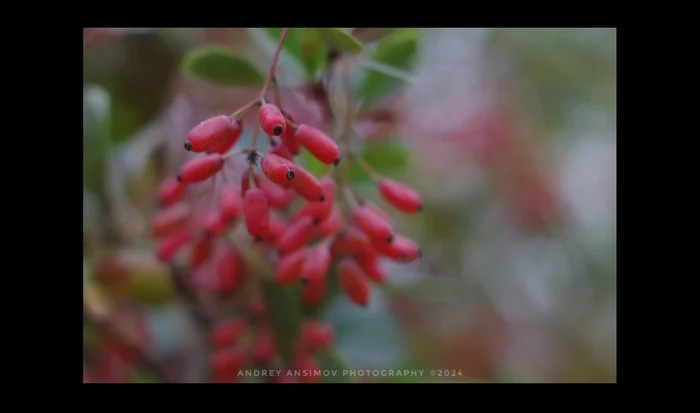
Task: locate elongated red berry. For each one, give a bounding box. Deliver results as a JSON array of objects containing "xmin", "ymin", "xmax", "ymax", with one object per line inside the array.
[
  {"xmin": 300, "ymin": 320, "xmax": 334, "ymax": 351},
  {"xmin": 251, "ymin": 329, "xmax": 276, "ymax": 364},
  {"xmin": 206, "ymin": 120, "xmax": 243, "ymax": 154},
  {"xmin": 156, "ymin": 227, "xmax": 190, "ymax": 261},
  {"xmin": 219, "ymin": 187, "xmax": 242, "ymax": 219},
  {"xmin": 261, "ymin": 153, "xmax": 296, "ymax": 185},
  {"xmin": 264, "ymin": 214, "xmax": 286, "ymax": 242},
  {"xmin": 293, "ymin": 177, "xmax": 336, "ymax": 222},
  {"xmin": 275, "ymin": 248, "xmax": 307, "ymax": 285},
  {"xmin": 177, "ymin": 154, "xmax": 224, "ymax": 183},
  {"xmin": 338, "ymin": 259, "xmax": 371, "ymax": 306},
  {"xmin": 300, "ymin": 244, "xmax": 331, "ymax": 282},
  {"xmin": 259, "ymin": 179, "xmax": 295, "ymax": 209},
  {"xmin": 157, "ymin": 177, "xmax": 187, "ymax": 207},
  {"xmin": 151, "ymin": 203, "xmax": 191, "ymax": 237},
  {"xmin": 259, "ymin": 103, "xmax": 286, "ymax": 136},
  {"xmin": 243, "ymin": 188, "xmax": 269, "ymax": 240},
  {"xmin": 294, "ymin": 124, "xmax": 340, "ymax": 165},
  {"xmin": 291, "ymin": 167, "xmax": 324, "ymax": 202},
  {"xmin": 302, "ymin": 277, "xmax": 326, "ymax": 307},
  {"xmin": 189, "ymin": 237, "xmax": 213, "ymax": 268},
  {"xmin": 211, "ymin": 348, "xmax": 246, "ymax": 383},
  {"xmin": 185, "ymin": 115, "xmax": 238, "ymax": 153},
  {"xmin": 293, "ymin": 354, "xmax": 321, "ymax": 383},
  {"xmin": 280, "ymin": 111, "xmax": 300, "ymax": 154},
  {"xmin": 355, "ymin": 249, "xmax": 385, "ymax": 284},
  {"xmin": 215, "ymin": 247, "xmax": 245, "ymax": 295},
  {"xmin": 202, "ymin": 210, "xmax": 229, "ymax": 238},
  {"xmin": 331, "ymin": 227, "xmax": 372, "ymax": 256},
  {"xmin": 377, "ymin": 179, "xmax": 422, "ymax": 213},
  {"xmin": 352, "ymin": 205, "xmax": 393, "ymax": 243},
  {"xmin": 316, "ymin": 206, "xmax": 341, "ymax": 237},
  {"xmin": 270, "ymin": 139, "xmax": 294, "ymax": 161},
  {"xmin": 211, "ymin": 318, "xmax": 247, "ymax": 349},
  {"xmin": 277, "ymin": 216, "xmax": 316, "ymax": 254},
  {"xmin": 373, "ymin": 234, "xmax": 421, "ymax": 262}
]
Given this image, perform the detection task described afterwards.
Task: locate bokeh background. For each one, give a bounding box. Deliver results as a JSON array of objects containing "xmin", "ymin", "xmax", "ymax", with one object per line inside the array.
[{"xmin": 83, "ymin": 27, "xmax": 616, "ymax": 383}]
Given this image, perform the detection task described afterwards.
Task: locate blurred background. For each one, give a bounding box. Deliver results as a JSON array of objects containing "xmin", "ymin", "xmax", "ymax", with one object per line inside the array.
[{"xmin": 83, "ymin": 27, "xmax": 616, "ymax": 383}]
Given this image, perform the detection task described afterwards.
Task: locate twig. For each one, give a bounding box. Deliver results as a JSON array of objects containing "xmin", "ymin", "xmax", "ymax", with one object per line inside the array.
[{"xmin": 260, "ymin": 28, "xmax": 289, "ymax": 101}]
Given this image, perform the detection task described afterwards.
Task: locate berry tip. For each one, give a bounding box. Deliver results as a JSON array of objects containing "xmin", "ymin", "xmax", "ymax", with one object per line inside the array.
[
  {"xmin": 386, "ymin": 234, "xmax": 394, "ymax": 243},
  {"xmin": 184, "ymin": 142, "xmax": 192, "ymax": 151}
]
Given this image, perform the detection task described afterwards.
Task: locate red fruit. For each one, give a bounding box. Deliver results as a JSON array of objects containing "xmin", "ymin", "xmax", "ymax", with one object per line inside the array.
[
  {"xmin": 331, "ymin": 226, "xmax": 372, "ymax": 256},
  {"xmin": 338, "ymin": 259, "xmax": 371, "ymax": 306},
  {"xmin": 185, "ymin": 115, "xmax": 239, "ymax": 153},
  {"xmin": 215, "ymin": 247, "xmax": 245, "ymax": 295},
  {"xmin": 378, "ymin": 179, "xmax": 422, "ymax": 213},
  {"xmin": 316, "ymin": 206, "xmax": 341, "ymax": 237},
  {"xmin": 151, "ymin": 203, "xmax": 191, "ymax": 238},
  {"xmin": 275, "ymin": 248, "xmax": 308, "ymax": 285},
  {"xmin": 277, "ymin": 216, "xmax": 317, "ymax": 254},
  {"xmin": 244, "ymin": 188, "xmax": 270, "ymax": 240},
  {"xmin": 293, "ymin": 177, "xmax": 336, "ymax": 222},
  {"xmin": 264, "ymin": 214, "xmax": 287, "ymax": 242},
  {"xmin": 211, "ymin": 318, "xmax": 247, "ymax": 349},
  {"xmin": 294, "ymin": 124, "xmax": 340, "ymax": 165},
  {"xmin": 300, "ymin": 320, "xmax": 334, "ymax": 351},
  {"xmin": 270, "ymin": 139, "xmax": 295, "ymax": 161},
  {"xmin": 261, "ymin": 153, "xmax": 297, "ymax": 185},
  {"xmin": 293, "ymin": 354, "xmax": 321, "ymax": 383},
  {"xmin": 373, "ymin": 234, "xmax": 421, "ymax": 262},
  {"xmin": 156, "ymin": 227, "xmax": 190, "ymax": 261},
  {"xmin": 189, "ymin": 237, "xmax": 213, "ymax": 268},
  {"xmin": 177, "ymin": 154, "xmax": 224, "ymax": 183},
  {"xmin": 202, "ymin": 210, "xmax": 229, "ymax": 238},
  {"xmin": 157, "ymin": 177, "xmax": 187, "ymax": 207},
  {"xmin": 259, "ymin": 103, "xmax": 286, "ymax": 136},
  {"xmin": 355, "ymin": 249, "xmax": 386, "ymax": 284},
  {"xmin": 300, "ymin": 244, "xmax": 331, "ymax": 282},
  {"xmin": 302, "ymin": 277, "xmax": 326, "ymax": 307},
  {"xmin": 352, "ymin": 205, "xmax": 394, "ymax": 243},
  {"xmin": 259, "ymin": 179, "xmax": 295, "ymax": 209},
  {"xmin": 251, "ymin": 329, "xmax": 276, "ymax": 364},
  {"xmin": 291, "ymin": 167, "xmax": 324, "ymax": 202},
  {"xmin": 219, "ymin": 187, "xmax": 242, "ymax": 219},
  {"xmin": 210, "ymin": 348, "xmax": 246, "ymax": 382},
  {"xmin": 207, "ymin": 120, "xmax": 243, "ymax": 154},
  {"xmin": 280, "ymin": 111, "xmax": 300, "ymax": 154}
]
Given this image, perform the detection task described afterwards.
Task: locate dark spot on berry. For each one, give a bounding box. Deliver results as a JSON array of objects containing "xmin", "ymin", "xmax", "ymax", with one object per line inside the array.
[
  {"xmin": 334, "ymin": 157, "xmax": 341, "ymax": 166},
  {"xmin": 184, "ymin": 142, "xmax": 192, "ymax": 151},
  {"xmin": 273, "ymin": 125, "xmax": 284, "ymax": 136},
  {"xmin": 176, "ymin": 175, "xmax": 183, "ymax": 182},
  {"xmin": 312, "ymin": 218, "xmax": 320, "ymax": 225},
  {"xmin": 300, "ymin": 276, "xmax": 308, "ymax": 285},
  {"xmin": 285, "ymin": 170, "xmax": 296, "ymax": 180},
  {"xmin": 319, "ymin": 195, "xmax": 326, "ymax": 202},
  {"xmin": 235, "ymin": 119, "xmax": 242, "ymax": 126},
  {"xmin": 253, "ymin": 236, "xmax": 264, "ymax": 242},
  {"xmin": 386, "ymin": 234, "xmax": 394, "ymax": 243}
]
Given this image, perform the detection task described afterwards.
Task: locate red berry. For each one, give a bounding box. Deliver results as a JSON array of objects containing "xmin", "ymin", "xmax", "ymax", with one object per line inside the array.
[
  {"xmin": 261, "ymin": 153, "xmax": 297, "ymax": 185},
  {"xmin": 243, "ymin": 188, "xmax": 270, "ymax": 240},
  {"xmin": 211, "ymin": 318, "xmax": 247, "ymax": 349},
  {"xmin": 280, "ymin": 111, "xmax": 300, "ymax": 154},
  {"xmin": 377, "ymin": 179, "xmax": 422, "ymax": 213},
  {"xmin": 210, "ymin": 348, "xmax": 246, "ymax": 382},
  {"xmin": 293, "ymin": 354, "xmax": 321, "ymax": 383},
  {"xmin": 207, "ymin": 120, "xmax": 243, "ymax": 154},
  {"xmin": 293, "ymin": 177, "xmax": 336, "ymax": 222},
  {"xmin": 269, "ymin": 140, "xmax": 295, "ymax": 161},
  {"xmin": 150, "ymin": 203, "xmax": 191, "ymax": 238},
  {"xmin": 264, "ymin": 213, "xmax": 287, "ymax": 243},
  {"xmin": 215, "ymin": 247, "xmax": 245, "ymax": 295},
  {"xmin": 294, "ymin": 124, "xmax": 340, "ymax": 165},
  {"xmin": 316, "ymin": 206, "xmax": 341, "ymax": 237},
  {"xmin": 352, "ymin": 205, "xmax": 394, "ymax": 243},
  {"xmin": 219, "ymin": 187, "xmax": 242, "ymax": 219},
  {"xmin": 302, "ymin": 277, "xmax": 326, "ymax": 308},
  {"xmin": 177, "ymin": 154, "xmax": 224, "ymax": 183},
  {"xmin": 300, "ymin": 320, "xmax": 334, "ymax": 351},
  {"xmin": 275, "ymin": 248, "xmax": 307, "ymax": 285},
  {"xmin": 156, "ymin": 227, "xmax": 190, "ymax": 261},
  {"xmin": 189, "ymin": 236, "xmax": 213, "ymax": 268},
  {"xmin": 300, "ymin": 244, "xmax": 331, "ymax": 282},
  {"xmin": 276, "ymin": 216, "xmax": 317, "ymax": 254},
  {"xmin": 185, "ymin": 115, "xmax": 239, "ymax": 153},
  {"xmin": 259, "ymin": 103, "xmax": 286, "ymax": 136},
  {"xmin": 259, "ymin": 178, "xmax": 295, "ymax": 210},
  {"xmin": 202, "ymin": 210, "xmax": 229, "ymax": 238},
  {"xmin": 331, "ymin": 227, "xmax": 372, "ymax": 256},
  {"xmin": 291, "ymin": 167, "xmax": 324, "ymax": 202},
  {"xmin": 251, "ymin": 329, "xmax": 276, "ymax": 364},
  {"xmin": 338, "ymin": 258, "xmax": 371, "ymax": 306},
  {"xmin": 157, "ymin": 177, "xmax": 187, "ymax": 207},
  {"xmin": 373, "ymin": 234, "xmax": 421, "ymax": 262},
  {"xmin": 355, "ymin": 249, "xmax": 386, "ymax": 284}
]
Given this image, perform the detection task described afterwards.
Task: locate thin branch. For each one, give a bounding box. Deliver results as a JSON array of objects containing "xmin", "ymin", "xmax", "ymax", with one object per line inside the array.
[{"xmin": 260, "ymin": 28, "xmax": 289, "ymax": 101}]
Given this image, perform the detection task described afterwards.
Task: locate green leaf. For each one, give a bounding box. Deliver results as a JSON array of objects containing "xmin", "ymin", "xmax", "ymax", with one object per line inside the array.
[
  {"xmin": 315, "ymin": 349, "xmax": 352, "ymax": 382},
  {"xmin": 349, "ymin": 139, "xmax": 410, "ymax": 185},
  {"xmin": 357, "ymin": 30, "xmax": 420, "ymax": 106},
  {"xmin": 83, "ymin": 85, "xmax": 111, "ymax": 196},
  {"xmin": 299, "ymin": 149, "xmax": 330, "ymax": 179},
  {"xmin": 315, "ymin": 28, "xmax": 364, "ymax": 54},
  {"xmin": 264, "ymin": 28, "xmax": 326, "ymax": 80},
  {"xmin": 260, "ymin": 278, "xmax": 303, "ymax": 364},
  {"xmin": 182, "ymin": 46, "xmax": 265, "ymax": 86}
]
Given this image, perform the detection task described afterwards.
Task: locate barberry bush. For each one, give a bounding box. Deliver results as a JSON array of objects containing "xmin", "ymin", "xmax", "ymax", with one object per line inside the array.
[{"xmin": 84, "ymin": 28, "xmax": 425, "ymax": 383}]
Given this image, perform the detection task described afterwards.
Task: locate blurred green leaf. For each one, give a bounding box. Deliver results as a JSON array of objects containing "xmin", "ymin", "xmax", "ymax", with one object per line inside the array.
[
  {"xmin": 261, "ymin": 278, "xmax": 303, "ymax": 364},
  {"xmin": 299, "ymin": 149, "xmax": 330, "ymax": 179},
  {"xmin": 264, "ymin": 28, "xmax": 326, "ymax": 80},
  {"xmin": 83, "ymin": 84, "xmax": 111, "ymax": 196},
  {"xmin": 315, "ymin": 28, "xmax": 364, "ymax": 54},
  {"xmin": 182, "ymin": 46, "xmax": 265, "ymax": 85},
  {"xmin": 356, "ymin": 30, "xmax": 419, "ymax": 106},
  {"xmin": 315, "ymin": 349, "xmax": 352, "ymax": 383},
  {"xmin": 349, "ymin": 139, "xmax": 410, "ymax": 184}
]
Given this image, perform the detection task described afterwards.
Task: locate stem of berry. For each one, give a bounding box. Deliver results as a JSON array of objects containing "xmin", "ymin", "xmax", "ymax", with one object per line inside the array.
[
  {"xmin": 272, "ymin": 76, "xmax": 283, "ymax": 110},
  {"xmin": 230, "ymin": 98, "xmax": 261, "ymax": 120},
  {"xmin": 351, "ymin": 155, "xmax": 381, "ymax": 182},
  {"xmin": 250, "ymin": 122, "xmax": 260, "ymax": 161},
  {"xmin": 221, "ymin": 148, "xmax": 250, "ymax": 160},
  {"xmin": 260, "ymin": 28, "xmax": 289, "ymax": 101}
]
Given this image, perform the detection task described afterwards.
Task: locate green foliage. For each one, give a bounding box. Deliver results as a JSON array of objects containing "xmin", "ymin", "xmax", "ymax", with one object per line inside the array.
[
  {"xmin": 315, "ymin": 28, "xmax": 364, "ymax": 54},
  {"xmin": 298, "ymin": 149, "xmax": 330, "ymax": 179},
  {"xmin": 265, "ymin": 28, "xmax": 326, "ymax": 80},
  {"xmin": 349, "ymin": 139, "xmax": 411, "ymax": 185},
  {"xmin": 260, "ymin": 278, "xmax": 303, "ymax": 364},
  {"xmin": 83, "ymin": 85, "xmax": 111, "ymax": 196},
  {"xmin": 182, "ymin": 46, "xmax": 265, "ymax": 86},
  {"xmin": 357, "ymin": 29, "xmax": 420, "ymax": 106}
]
